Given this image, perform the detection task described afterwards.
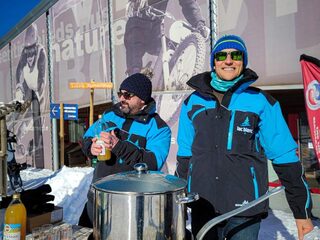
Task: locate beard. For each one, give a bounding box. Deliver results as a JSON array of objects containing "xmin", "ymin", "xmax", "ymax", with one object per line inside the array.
[{"xmin": 120, "ymin": 102, "xmax": 131, "ymax": 114}]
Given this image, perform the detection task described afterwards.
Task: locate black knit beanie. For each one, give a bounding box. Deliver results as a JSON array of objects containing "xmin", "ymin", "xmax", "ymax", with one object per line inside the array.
[{"xmin": 119, "ymin": 73, "xmax": 152, "ymax": 102}]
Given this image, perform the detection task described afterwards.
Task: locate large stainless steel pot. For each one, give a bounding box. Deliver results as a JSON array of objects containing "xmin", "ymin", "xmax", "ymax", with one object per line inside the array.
[{"xmin": 92, "ymin": 163, "xmax": 198, "ymax": 240}]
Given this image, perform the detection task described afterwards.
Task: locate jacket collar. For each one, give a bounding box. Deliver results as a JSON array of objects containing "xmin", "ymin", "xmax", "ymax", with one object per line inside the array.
[{"xmin": 187, "ymin": 68, "xmax": 259, "ymax": 97}]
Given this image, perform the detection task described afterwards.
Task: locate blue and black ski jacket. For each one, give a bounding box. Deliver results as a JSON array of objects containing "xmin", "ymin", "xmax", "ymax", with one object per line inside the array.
[
  {"xmin": 82, "ymin": 99, "xmax": 171, "ymax": 180},
  {"xmin": 176, "ymin": 69, "xmax": 312, "ymax": 219}
]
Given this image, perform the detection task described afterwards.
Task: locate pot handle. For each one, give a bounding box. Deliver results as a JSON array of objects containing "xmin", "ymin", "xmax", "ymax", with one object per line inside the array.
[
  {"xmin": 177, "ymin": 192, "xmax": 199, "ymax": 204},
  {"xmin": 134, "ymin": 163, "xmax": 148, "ymax": 174},
  {"xmin": 196, "ymin": 186, "xmax": 285, "ymax": 240}
]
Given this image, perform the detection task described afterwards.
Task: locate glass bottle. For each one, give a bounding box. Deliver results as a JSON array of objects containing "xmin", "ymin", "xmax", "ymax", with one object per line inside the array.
[
  {"xmin": 3, "ymin": 192, "xmax": 27, "ymax": 240},
  {"xmin": 95, "ymin": 115, "xmax": 111, "ymax": 161},
  {"xmin": 91, "ymin": 157, "xmax": 98, "ymax": 167}
]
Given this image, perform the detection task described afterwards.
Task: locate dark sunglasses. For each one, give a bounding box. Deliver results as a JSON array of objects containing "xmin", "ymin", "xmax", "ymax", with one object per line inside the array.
[
  {"xmin": 214, "ymin": 50, "xmax": 243, "ymax": 61},
  {"xmin": 117, "ymin": 91, "xmax": 135, "ymax": 100}
]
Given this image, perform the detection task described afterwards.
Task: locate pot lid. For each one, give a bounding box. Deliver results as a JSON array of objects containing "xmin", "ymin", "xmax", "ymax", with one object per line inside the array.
[{"xmin": 92, "ymin": 163, "xmax": 187, "ymax": 194}]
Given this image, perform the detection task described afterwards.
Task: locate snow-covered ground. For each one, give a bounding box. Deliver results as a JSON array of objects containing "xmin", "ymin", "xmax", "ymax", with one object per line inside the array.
[{"xmin": 17, "ymin": 167, "xmax": 320, "ymax": 239}]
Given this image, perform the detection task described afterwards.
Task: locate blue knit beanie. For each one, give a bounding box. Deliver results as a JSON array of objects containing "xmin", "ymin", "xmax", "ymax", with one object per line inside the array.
[
  {"xmin": 210, "ymin": 35, "xmax": 248, "ymax": 70},
  {"xmin": 120, "ymin": 73, "xmax": 152, "ymax": 102}
]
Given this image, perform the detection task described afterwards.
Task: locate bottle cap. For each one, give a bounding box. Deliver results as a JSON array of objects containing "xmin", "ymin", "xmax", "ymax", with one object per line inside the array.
[{"xmin": 12, "ymin": 192, "xmax": 20, "ymax": 199}]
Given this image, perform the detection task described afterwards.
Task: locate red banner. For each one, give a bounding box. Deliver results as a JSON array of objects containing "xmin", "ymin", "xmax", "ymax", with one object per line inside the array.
[{"xmin": 300, "ymin": 54, "xmax": 320, "ymax": 165}]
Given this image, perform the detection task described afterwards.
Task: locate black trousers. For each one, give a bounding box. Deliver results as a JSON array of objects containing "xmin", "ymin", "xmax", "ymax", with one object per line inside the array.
[{"xmin": 78, "ymin": 203, "xmax": 93, "ymax": 228}]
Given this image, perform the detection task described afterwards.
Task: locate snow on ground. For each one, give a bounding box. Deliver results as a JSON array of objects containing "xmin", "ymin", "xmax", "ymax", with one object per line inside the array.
[
  {"xmin": 18, "ymin": 167, "xmax": 320, "ymax": 239},
  {"xmin": 260, "ymin": 210, "xmax": 320, "ymax": 239}
]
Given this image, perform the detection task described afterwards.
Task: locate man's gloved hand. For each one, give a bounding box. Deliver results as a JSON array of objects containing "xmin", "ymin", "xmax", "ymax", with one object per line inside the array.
[
  {"xmin": 0, "ymin": 184, "xmax": 55, "ymax": 215},
  {"xmin": 196, "ymin": 21, "xmax": 210, "ymax": 40}
]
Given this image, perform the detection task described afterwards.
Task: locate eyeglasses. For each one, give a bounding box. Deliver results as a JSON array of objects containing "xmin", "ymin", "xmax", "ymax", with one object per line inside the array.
[
  {"xmin": 214, "ymin": 51, "xmax": 243, "ymax": 61},
  {"xmin": 117, "ymin": 91, "xmax": 135, "ymax": 100}
]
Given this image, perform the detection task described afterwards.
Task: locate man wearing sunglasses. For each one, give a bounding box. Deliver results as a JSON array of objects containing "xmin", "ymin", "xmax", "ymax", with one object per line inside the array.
[
  {"xmin": 80, "ymin": 72, "xmax": 171, "ymax": 226},
  {"xmin": 176, "ymin": 35, "xmax": 314, "ymax": 239}
]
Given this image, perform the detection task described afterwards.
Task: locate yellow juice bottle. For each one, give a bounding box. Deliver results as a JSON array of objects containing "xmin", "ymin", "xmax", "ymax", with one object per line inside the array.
[
  {"xmin": 3, "ymin": 192, "xmax": 27, "ymax": 240},
  {"xmin": 96, "ymin": 114, "xmax": 111, "ymax": 161},
  {"xmin": 96, "ymin": 140, "xmax": 112, "ymax": 161}
]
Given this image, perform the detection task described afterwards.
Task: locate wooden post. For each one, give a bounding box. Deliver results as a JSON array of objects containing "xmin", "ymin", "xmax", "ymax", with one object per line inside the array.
[
  {"xmin": 0, "ymin": 118, "xmax": 8, "ymax": 196},
  {"xmin": 60, "ymin": 103, "xmax": 65, "ymax": 166},
  {"xmin": 90, "ymin": 80, "xmax": 94, "ymax": 126}
]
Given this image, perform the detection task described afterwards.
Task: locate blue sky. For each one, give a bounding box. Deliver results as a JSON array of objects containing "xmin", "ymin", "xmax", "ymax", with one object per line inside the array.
[{"xmin": 0, "ymin": 0, "xmax": 42, "ymax": 40}]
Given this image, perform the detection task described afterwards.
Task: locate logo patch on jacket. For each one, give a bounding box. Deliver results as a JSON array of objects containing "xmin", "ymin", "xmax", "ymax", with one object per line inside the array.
[
  {"xmin": 235, "ymin": 200, "xmax": 249, "ymax": 207},
  {"xmin": 237, "ymin": 117, "xmax": 253, "ymax": 134}
]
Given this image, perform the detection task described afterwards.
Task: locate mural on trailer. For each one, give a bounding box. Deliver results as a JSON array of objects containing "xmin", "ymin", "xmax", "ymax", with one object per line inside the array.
[
  {"xmin": 0, "ymin": 44, "xmax": 11, "ymax": 102},
  {"xmin": 9, "ymin": 15, "xmax": 52, "ymax": 169},
  {"xmin": 216, "ymin": 0, "xmax": 320, "ymax": 87},
  {"xmin": 51, "ymin": 0, "xmax": 112, "ymax": 106},
  {"xmin": 112, "ymin": 0, "xmax": 211, "ymax": 174},
  {"xmin": 112, "ymin": 0, "xmax": 211, "ymax": 91}
]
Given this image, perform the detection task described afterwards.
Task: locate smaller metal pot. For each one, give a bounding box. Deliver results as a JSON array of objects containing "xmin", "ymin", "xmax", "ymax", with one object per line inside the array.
[{"xmin": 92, "ymin": 163, "xmax": 198, "ymax": 240}]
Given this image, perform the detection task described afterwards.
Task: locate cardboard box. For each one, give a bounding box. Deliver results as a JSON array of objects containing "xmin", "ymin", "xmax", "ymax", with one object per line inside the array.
[{"xmin": 27, "ymin": 206, "xmax": 63, "ymax": 233}]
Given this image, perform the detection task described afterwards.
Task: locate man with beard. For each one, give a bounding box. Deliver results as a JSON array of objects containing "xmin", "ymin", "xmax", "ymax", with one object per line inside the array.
[
  {"xmin": 15, "ymin": 23, "xmax": 47, "ymax": 168},
  {"xmin": 80, "ymin": 72, "xmax": 171, "ymax": 225}
]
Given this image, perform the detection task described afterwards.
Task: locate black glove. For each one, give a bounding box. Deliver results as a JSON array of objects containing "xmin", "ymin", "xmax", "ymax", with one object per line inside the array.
[
  {"xmin": 0, "ymin": 184, "xmax": 55, "ymax": 215},
  {"xmin": 21, "ymin": 184, "xmax": 55, "ymax": 214}
]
